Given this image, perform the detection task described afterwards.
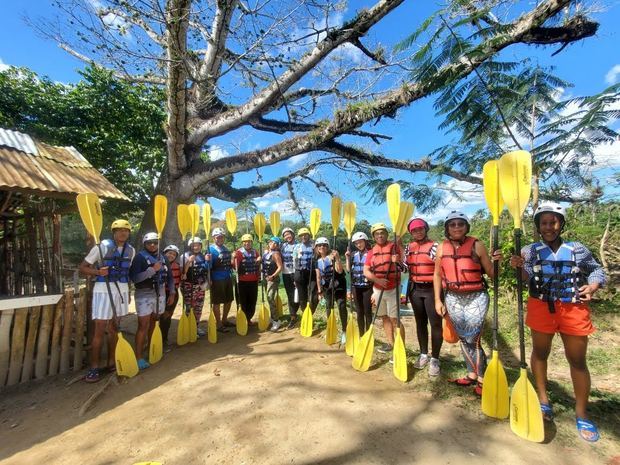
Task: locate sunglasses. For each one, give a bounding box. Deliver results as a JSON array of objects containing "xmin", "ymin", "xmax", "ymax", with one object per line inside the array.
[
  {"xmin": 448, "ymin": 221, "xmax": 467, "ymax": 228},
  {"xmin": 145, "ymin": 240, "xmax": 159, "ymax": 245}
]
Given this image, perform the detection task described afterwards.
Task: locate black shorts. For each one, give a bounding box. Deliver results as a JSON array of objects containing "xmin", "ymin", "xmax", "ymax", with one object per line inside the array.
[{"xmin": 210, "ymin": 278, "xmax": 233, "ymax": 304}]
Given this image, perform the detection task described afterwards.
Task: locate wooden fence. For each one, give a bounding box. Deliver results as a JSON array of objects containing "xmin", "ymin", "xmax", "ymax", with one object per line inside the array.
[{"xmin": 0, "ymin": 288, "xmax": 88, "ymax": 388}]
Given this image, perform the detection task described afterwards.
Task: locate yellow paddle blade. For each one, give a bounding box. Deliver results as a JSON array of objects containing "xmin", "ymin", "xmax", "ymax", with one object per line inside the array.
[
  {"xmin": 330, "ymin": 196, "xmax": 342, "ymax": 236},
  {"xmin": 353, "ymin": 318, "xmax": 360, "ymax": 348},
  {"xmin": 482, "ymin": 350, "xmax": 509, "ymax": 419},
  {"xmin": 498, "ymin": 150, "xmax": 532, "ymax": 229},
  {"xmin": 309, "ymin": 208, "xmax": 321, "ymax": 239},
  {"xmin": 115, "ymin": 333, "xmax": 139, "ymax": 378},
  {"xmin": 188, "ymin": 204, "xmax": 200, "ymax": 236},
  {"xmin": 483, "ymin": 161, "xmax": 504, "ymax": 226},
  {"xmin": 203, "ymin": 203, "xmax": 212, "ymax": 237},
  {"xmin": 236, "ymin": 309, "xmax": 248, "ymax": 336},
  {"xmin": 510, "ymin": 368, "xmax": 545, "ymax": 442},
  {"xmin": 326, "ymin": 311, "xmax": 337, "ymax": 345},
  {"xmin": 176, "ymin": 312, "xmax": 189, "ymax": 346},
  {"xmin": 345, "ymin": 314, "xmax": 355, "ymax": 356},
  {"xmin": 300, "ymin": 304, "xmax": 313, "ymax": 337},
  {"xmin": 275, "ymin": 294, "xmax": 283, "ymax": 318},
  {"xmin": 149, "ymin": 321, "xmax": 163, "ymax": 364},
  {"xmin": 352, "ymin": 326, "xmax": 375, "ymax": 372},
  {"xmin": 154, "ymin": 195, "xmax": 168, "ymax": 236},
  {"xmin": 393, "ymin": 328, "xmax": 408, "ymax": 382},
  {"xmin": 270, "ymin": 211, "xmax": 281, "ymax": 236},
  {"xmin": 208, "ymin": 310, "xmax": 217, "ymax": 344},
  {"xmin": 254, "ymin": 213, "xmax": 266, "ymax": 240},
  {"xmin": 76, "ymin": 193, "xmax": 103, "ymax": 244},
  {"xmin": 386, "ymin": 183, "xmax": 401, "ymax": 230},
  {"xmin": 188, "ymin": 310, "xmax": 197, "ymax": 343},
  {"xmin": 343, "ymin": 201, "xmax": 356, "ymax": 239},
  {"xmin": 258, "ymin": 303, "xmax": 270, "ymax": 331},
  {"xmin": 177, "ymin": 204, "xmax": 191, "ymax": 238},
  {"xmin": 225, "ymin": 208, "xmax": 237, "ymax": 235},
  {"xmin": 396, "ymin": 201, "xmax": 414, "ymax": 236}
]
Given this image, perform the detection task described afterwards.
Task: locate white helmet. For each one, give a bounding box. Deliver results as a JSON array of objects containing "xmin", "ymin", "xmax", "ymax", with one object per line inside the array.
[
  {"xmin": 315, "ymin": 237, "xmax": 329, "ymax": 246},
  {"xmin": 163, "ymin": 244, "xmax": 180, "ymax": 255},
  {"xmin": 352, "ymin": 231, "xmax": 368, "ymax": 242},
  {"xmin": 444, "ymin": 211, "xmax": 469, "ymax": 224},
  {"xmin": 187, "ymin": 236, "xmax": 202, "ymax": 246},
  {"xmin": 534, "ymin": 202, "xmax": 566, "ymax": 221},
  {"xmin": 282, "ymin": 227, "xmax": 294, "ymax": 237},
  {"xmin": 142, "ymin": 232, "xmax": 159, "ymax": 243},
  {"xmin": 211, "ymin": 227, "xmax": 225, "ymax": 237}
]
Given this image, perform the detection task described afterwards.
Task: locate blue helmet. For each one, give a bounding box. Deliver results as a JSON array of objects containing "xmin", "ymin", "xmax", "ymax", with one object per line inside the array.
[{"xmin": 269, "ymin": 236, "xmax": 282, "ymax": 245}]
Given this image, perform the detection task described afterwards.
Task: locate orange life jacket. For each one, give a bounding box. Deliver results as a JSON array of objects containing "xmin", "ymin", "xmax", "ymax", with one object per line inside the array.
[
  {"xmin": 369, "ymin": 241, "xmax": 399, "ymax": 290},
  {"xmin": 169, "ymin": 261, "xmax": 181, "ymax": 289},
  {"xmin": 407, "ymin": 240, "xmax": 435, "ymax": 283},
  {"xmin": 440, "ymin": 236, "xmax": 485, "ymax": 292}
]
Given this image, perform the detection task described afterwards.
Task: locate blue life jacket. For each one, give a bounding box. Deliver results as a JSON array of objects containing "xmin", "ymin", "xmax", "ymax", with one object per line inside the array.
[
  {"xmin": 352, "ymin": 250, "xmax": 370, "ymax": 287},
  {"xmin": 295, "ymin": 243, "xmax": 314, "ymax": 271},
  {"xmin": 281, "ymin": 241, "xmax": 296, "ymax": 273},
  {"xmin": 238, "ymin": 248, "xmax": 259, "ymax": 276},
  {"xmin": 529, "ymin": 242, "xmax": 582, "ymax": 308},
  {"xmin": 135, "ymin": 250, "xmax": 168, "ymax": 289},
  {"xmin": 262, "ymin": 251, "xmax": 277, "ymax": 277},
  {"xmin": 95, "ymin": 239, "xmax": 132, "ymax": 283},
  {"xmin": 317, "ymin": 256, "xmax": 334, "ymax": 286},
  {"xmin": 185, "ymin": 252, "xmax": 208, "ymax": 283},
  {"xmin": 211, "ymin": 245, "xmax": 232, "ymax": 280}
]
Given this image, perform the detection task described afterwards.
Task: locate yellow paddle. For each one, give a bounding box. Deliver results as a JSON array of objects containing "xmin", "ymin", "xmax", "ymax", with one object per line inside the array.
[
  {"xmin": 499, "ymin": 150, "xmax": 544, "ymax": 443},
  {"xmin": 254, "ymin": 213, "xmax": 270, "ymax": 331},
  {"xmin": 76, "ymin": 193, "xmax": 138, "ymax": 378},
  {"xmin": 176, "ymin": 204, "xmax": 191, "ymax": 346},
  {"xmin": 270, "ymin": 211, "xmax": 281, "ymax": 237},
  {"xmin": 149, "ymin": 194, "xmax": 167, "ymax": 364},
  {"xmin": 201, "ymin": 203, "xmax": 217, "ymax": 344},
  {"xmin": 300, "ymin": 208, "xmax": 322, "ymax": 337},
  {"xmin": 481, "ymin": 160, "xmax": 509, "ymax": 419},
  {"xmin": 343, "ymin": 201, "xmax": 359, "ymax": 356},
  {"xmin": 227, "ymin": 208, "xmax": 248, "ymax": 336},
  {"xmin": 325, "ymin": 197, "xmax": 342, "ymax": 345},
  {"xmin": 186, "ymin": 204, "xmax": 201, "ymax": 343},
  {"xmin": 275, "ymin": 294, "xmax": 283, "ymax": 318}
]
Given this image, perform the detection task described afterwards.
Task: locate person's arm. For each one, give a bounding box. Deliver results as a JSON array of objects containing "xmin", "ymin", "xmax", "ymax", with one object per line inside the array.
[
  {"xmin": 433, "ymin": 243, "xmax": 445, "ymax": 316},
  {"xmin": 332, "ymin": 251, "xmax": 343, "ymax": 273},
  {"xmin": 79, "ymin": 245, "xmax": 107, "ymax": 278},
  {"xmin": 575, "ymin": 242, "xmax": 606, "ymax": 301},
  {"xmin": 271, "ymin": 252, "xmax": 283, "ymax": 279},
  {"xmin": 315, "ymin": 262, "xmax": 323, "ymax": 295},
  {"xmin": 475, "ymin": 240, "xmax": 500, "ymax": 279},
  {"xmin": 344, "ymin": 249, "xmax": 352, "ymax": 273},
  {"xmin": 509, "ymin": 244, "xmax": 533, "ymax": 281},
  {"xmin": 363, "ymin": 250, "xmax": 387, "ymax": 288},
  {"xmin": 130, "ymin": 254, "xmax": 156, "ymax": 283}
]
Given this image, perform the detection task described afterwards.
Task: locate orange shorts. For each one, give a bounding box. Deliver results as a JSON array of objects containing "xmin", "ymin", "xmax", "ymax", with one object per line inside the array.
[{"xmin": 526, "ymin": 297, "xmax": 595, "ymax": 336}]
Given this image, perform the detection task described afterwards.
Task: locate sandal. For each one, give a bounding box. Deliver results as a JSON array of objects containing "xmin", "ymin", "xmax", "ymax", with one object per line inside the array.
[
  {"xmin": 217, "ymin": 325, "xmax": 229, "ymax": 333},
  {"xmin": 474, "ymin": 382, "xmax": 483, "ymax": 397},
  {"xmin": 450, "ymin": 376, "xmax": 477, "ymax": 387},
  {"xmin": 84, "ymin": 368, "xmax": 101, "ymax": 383},
  {"xmin": 576, "ymin": 417, "xmax": 600, "ymax": 442},
  {"xmin": 540, "ymin": 403, "xmax": 554, "ymax": 422}
]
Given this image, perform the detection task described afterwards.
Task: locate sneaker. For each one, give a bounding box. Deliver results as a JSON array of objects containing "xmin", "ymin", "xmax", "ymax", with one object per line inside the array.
[
  {"xmin": 270, "ymin": 320, "xmax": 281, "ymax": 332},
  {"xmin": 287, "ymin": 318, "xmax": 298, "ymax": 329},
  {"xmin": 413, "ymin": 354, "xmax": 429, "ymax": 369},
  {"xmin": 428, "ymin": 358, "xmax": 441, "ymax": 377},
  {"xmin": 197, "ymin": 328, "xmax": 207, "ymax": 337},
  {"xmin": 137, "ymin": 358, "xmax": 150, "ymax": 370},
  {"xmin": 340, "ymin": 333, "xmax": 346, "ymax": 345},
  {"xmin": 377, "ymin": 343, "xmax": 393, "ymax": 354}
]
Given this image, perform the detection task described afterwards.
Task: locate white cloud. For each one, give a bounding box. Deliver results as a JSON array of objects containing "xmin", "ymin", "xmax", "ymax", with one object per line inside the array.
[
  {"xmin": 270, "ymin": 199, "xmax": 316, "ymax": 219},
  {"xmin": 209, "ymin": 145, "xmax": 230, "ymax": 161},
  {"xmin": 592, "ymin": 138, "xmax": 620, "ymax": 169},
  {"xmin": 0, "ymin": 58, "xmax": 9, "ymax": 72},
  {"xmin": 605, "ymin": 64, "xmax": 620, "ymax": 85}
]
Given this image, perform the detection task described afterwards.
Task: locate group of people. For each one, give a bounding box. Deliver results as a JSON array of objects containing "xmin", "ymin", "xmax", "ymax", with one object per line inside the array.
[{"xmin": 79, "ymin": 202, "xmax": 605, "ymax": 442}]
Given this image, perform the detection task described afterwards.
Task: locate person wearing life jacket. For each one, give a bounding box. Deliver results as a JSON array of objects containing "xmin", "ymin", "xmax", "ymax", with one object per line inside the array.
[
  {"xmin": 293, "ymin": 227, "xmax": 318, "ymax": 320},
  {"xmin": 209, "ymin": 227, "xmax": 234, "ymax": 331},
  {"xmin": 280, "ymin": 227, "xmax": 299, "ymax": 329},
  {"xmin": 233, "ymin": 233, "xmax": 261, "ymax": 324},
  {"xmin": 182, "ymin": 236, "xmax": 210, "ymax": 337},
  {"xmin": 315, "ymin": 237, "xmax": 348, "ymax": 339},
  {"xmin": 363, "ymin": 223, "xmax": 404, "ymax": 354},
  {"xmin": 263, "ymin": 237, "xmax": 284, "ymax": 331},
  {"xmin": 79, "ymin": 219, "xmax": 136, "ymax": 383},
  {"xmin": 130, "ymin": 232, "xmax": 175, "ymax": 369},
  {"xmin": 406, "ymin": 218, "xmax": 442, "ymax": 377},
  {"xmin": 509, "ymin": 202, "xmax": 605, "ymax": 442},
  {"xmin": 345, "ymin": 231, "xmax": 373, "ymax": 334},
  {"xmin": 433, "ymin": 211, "xmax": 499, "ymax": 396},
  {"xmin": 160, "ymin": 244, "xmax": 181, "ymax": 347}
]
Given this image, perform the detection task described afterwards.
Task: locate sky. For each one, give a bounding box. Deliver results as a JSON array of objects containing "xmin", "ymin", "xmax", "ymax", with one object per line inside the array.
[{"xmin": 1, "ymin": 0, "xmax": 619, "ymax": 228}]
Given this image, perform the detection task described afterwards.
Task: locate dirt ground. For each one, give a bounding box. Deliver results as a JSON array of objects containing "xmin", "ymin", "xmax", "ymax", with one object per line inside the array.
[{"xmin": 0, "ymin": 309, "xmax": 617, "ymax": 465}]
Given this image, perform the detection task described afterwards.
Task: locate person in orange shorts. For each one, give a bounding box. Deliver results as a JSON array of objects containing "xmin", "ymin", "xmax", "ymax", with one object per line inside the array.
[{"xmin": 510, "ymin": 202, "xmax": 606, "ymax": 443}]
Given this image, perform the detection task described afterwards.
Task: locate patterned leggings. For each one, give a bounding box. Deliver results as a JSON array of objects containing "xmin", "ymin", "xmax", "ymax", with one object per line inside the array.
[
  {"xmin": 182, "ymin": 281, "xmax": 206, "ymax": 323},
  {"xmin": 445, "ymin": 290, "xmax": 489, "ymax": 377}
]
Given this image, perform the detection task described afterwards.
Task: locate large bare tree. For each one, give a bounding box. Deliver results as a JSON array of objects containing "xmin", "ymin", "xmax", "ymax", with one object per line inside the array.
[{"xmin": 38, "ymin": 0, "xmax": 597, "ymax": 241}]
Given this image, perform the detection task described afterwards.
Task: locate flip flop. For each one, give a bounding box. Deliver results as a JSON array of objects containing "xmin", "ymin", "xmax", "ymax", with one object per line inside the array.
[
  {"xmin": 540, "ymin": 403, "xmax": 554, "ymax": 422},
  {"xmin": 84, "ymin": 368, "xmax": 101, "ymax": 383},
  {"xmin": 576, "ymin": 417, "xmax": 600, "ymax": 443},
  {"xmin": 450, "ymin": 376, "xmax": 477, "ymax": 387}
]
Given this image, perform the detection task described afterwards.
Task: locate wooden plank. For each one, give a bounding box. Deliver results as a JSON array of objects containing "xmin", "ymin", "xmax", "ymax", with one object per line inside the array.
[
  {"xmin": 0, "ymin": 294, "xmax": 63, "ymax": 311},
  {"xmin": 6, "ymin": 307, "xmax": 28, "ymax": 386},
  {"xmin": 59, "ymin": 291, "xmax": 74, "ymax": 374},
  {"xmin": 0, "ymin": 309, "xmax": 14, "ymax": 386},
  {"xmin": 48, "ymin": 295, "xmax": 65, "ymax": 376},
  {"xmin": 35, "ymin": 304, "xmax": 55, "ymax": 379},
  {"xmin": 72, "ymin": 288, "xmax": 87, "ymax": 372},
  {"xmin": 20, "ymin": 306, "xmax": 41, "ymax": 382}
]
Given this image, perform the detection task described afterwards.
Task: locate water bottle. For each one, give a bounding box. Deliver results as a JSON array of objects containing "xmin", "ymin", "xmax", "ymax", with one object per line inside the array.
[{"xmin": 294, "ymin": 287, "xmax": 299, "ymax": 303}]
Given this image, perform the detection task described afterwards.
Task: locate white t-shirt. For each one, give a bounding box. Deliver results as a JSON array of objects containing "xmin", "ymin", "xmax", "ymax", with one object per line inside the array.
[{"xmin": 85, "ymin": 241, "xmax": 135, "ymax": 293}]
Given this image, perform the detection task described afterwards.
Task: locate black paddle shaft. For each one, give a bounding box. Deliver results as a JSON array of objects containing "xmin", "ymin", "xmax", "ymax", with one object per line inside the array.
[
  {"xmin": 492, "ymin": 225, "xmax": 499, "ymax": 350},
  {"xmin": 393, "ymin": 237, "xmax": 401, "ymax": 329},
  {"xmin": 515, "ymin": 228, "xmax": 527, "ymax": 368}
]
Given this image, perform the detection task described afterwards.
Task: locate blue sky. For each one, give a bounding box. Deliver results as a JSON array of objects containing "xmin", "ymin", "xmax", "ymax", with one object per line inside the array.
[{"xmin": 1, "ymin": 1, "xmax": 619, "ymax": 227}]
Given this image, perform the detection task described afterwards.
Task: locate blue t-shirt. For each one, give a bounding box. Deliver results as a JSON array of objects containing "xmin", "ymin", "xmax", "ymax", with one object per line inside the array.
[{"xmin": 209, "ymin": 244, "xmax": 232, "ymax": 281}]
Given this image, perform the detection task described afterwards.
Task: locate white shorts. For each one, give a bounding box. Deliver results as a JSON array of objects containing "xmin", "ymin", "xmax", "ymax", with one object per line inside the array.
[
  {"xmin": 91, "ymin": 282, "xmax": 130, "ymax": 320},
  {"xmin": 135, "ymin": 288, "xmax": 166, "ymax": 317},
  {"xmin": 372, "ymin": 287, "xmax": 399, "ymax": 319}
]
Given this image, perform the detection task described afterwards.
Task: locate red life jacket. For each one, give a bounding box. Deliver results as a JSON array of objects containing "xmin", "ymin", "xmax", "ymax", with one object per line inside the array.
[
  {"xmin": 369, "ymin": 241, "xmax": 399, "ymax": 290},
  {"xmin": 407, "ymin": 240, "xmax": 435, "ymax": 283},
  {"xmin": 440, "ymin": 236, "xmax": 485, "ymax": 292},
  {"xmin": 169, "ymin": 261, "xmax": 181, "ymax": 289}
]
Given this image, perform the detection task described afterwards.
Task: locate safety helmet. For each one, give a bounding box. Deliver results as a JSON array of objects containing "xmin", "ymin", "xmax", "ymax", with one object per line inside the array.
[
  {"xmin": 187, "ymin": 236, "xmax": 202, "ymax": 246},
  {"xmin": 297, "ymin": 227, "xmax": 311, "ymax": 236},
  {"xmin": 282, "ymin": 227, "xmax": 294, "ymax": 237},
  {"xmin": 163, "ymin": 245, "xmax": 180, "ymax": 255},
  {"xmin": 269, "ymin": 236, "xmax": 282, "ymax": 245},
  {"xmin": 241, "ymin": 233, "xmax": 253, "ymax": 242},
  {"xmin": 370, "ymin": 222, "xmax": 388, "ymax": 236},
  {"xmin": 444, "ymin": 210, "xmax": 470, "ymax": 237},
  {"xmin": 111, "ymin": 219, "xmax": 131, "ymax": 231},
  {"xmin": 534, "ymin": 202, "xmax": 566, "ymax": 229},
  {"xmin": 143, "ymin": 232, "xmax": 159, "ymax": 243},
  {"xmin": 211, "ymin": 227, "xmax": 225, "ymax": 237},
  {"xmin": 407, "ymin": 217, "xmax": 429, "ymax": 233},
  {"xmin": 315, "ymin": 237, "xmax": 329, "ymax": 246},
  {"xmin": 351, "ymin": 231, "xmax": 368, "ymax": 242}
]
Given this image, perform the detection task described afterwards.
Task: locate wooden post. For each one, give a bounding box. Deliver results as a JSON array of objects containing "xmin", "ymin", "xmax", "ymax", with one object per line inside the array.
[
  {"xmin": 35, "ymin": 304, "xmax": 55, "ymax": 379},
  {"xmin": 37, "ymin": 216, "xmax": 52, "ymax": 292},
  {"xmin": 0, "ymin": 309, "xmax": 14, "ymax": 386},
  {"xmin": 48, "ymin": 295, "xmax": 65, "ymax": 376},
  {"xmin": 59, "ymin": 290, "xmax": 74, "ymax": 374},
  {"xmin": 7, "ymin": 307, "xmax": 28, "ymax": 386},
  {"xmin": 25, "ymin": 213, "xmax": 43, "ymax": 294},
  {"xmin": 52, "ymin": 213, "xmax": 62, "ymax": 293},
  {"xmin": 21, "ymin": 306, "xmax": 41, "ymax": 382},
  {"xmin": 73, "ymin": 288, "xmax": 87, "ymax": 371}
]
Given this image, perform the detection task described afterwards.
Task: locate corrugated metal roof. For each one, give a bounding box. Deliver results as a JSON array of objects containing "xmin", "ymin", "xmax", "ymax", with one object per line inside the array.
[{"xmin": 0, "ymin": 128, "xmax": 129, "ymax": 201}]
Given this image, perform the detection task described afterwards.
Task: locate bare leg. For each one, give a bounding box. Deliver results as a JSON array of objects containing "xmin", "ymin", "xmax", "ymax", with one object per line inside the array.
[
  {"xmin": 560, "ymin": 333, "xmax": 591, "ymax": 419},
  {"xmin": 530, "ymin": 330, "xmax": 555, "ymax": 406},
  {"xmin": 106, "ymin": 319, "xmax": 118, "ymax": 368},
  {"xmin": 382, "ymin": 316, "xmax": 394, "ymax": 346},
  {"xmin": 135, "ymin": 315, "xmax": 151, "ymax": 360},
  {"xmin": 90, "ymin": 320, "xmax": 107, "ymax": 369}
]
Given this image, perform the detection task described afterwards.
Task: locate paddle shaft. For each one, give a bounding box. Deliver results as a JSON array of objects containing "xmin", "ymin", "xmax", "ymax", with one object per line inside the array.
[
  {"xmin": 329, "ymin": 235, "xmax": 337, "ymax": 314},
  {"xmin": 492, "ymin": 225, "xmax": 499, "ymax": 350},
  {"xmin": 514, "ymin": 228, "xmax": 526, "ymax": 368},
  {"xmin": 394, "ymin": 234, "xmax": 401, "ymax": 329},
  {"xmin": 346, "ymin": 240, "xmax": 355, "ymax": 321}
]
